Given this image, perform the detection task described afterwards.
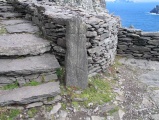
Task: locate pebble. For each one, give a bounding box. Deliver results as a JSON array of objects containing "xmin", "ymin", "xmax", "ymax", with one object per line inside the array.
[{"xmin": 50, "ymin": 103, "xmax": 61, "ymax": 115}]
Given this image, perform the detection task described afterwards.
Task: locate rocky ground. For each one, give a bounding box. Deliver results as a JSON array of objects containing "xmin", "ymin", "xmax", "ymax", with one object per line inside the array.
[{"xmin": 1, "ymin": 57, "xmax": 159, "ymax": 120}]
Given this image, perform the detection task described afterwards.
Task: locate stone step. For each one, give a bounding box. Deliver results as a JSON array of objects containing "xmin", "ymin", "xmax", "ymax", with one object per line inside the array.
[
  {"xmin": 0, "ymin": 54, "xmax": 60, "ymax": 76},
  {"xmin": 0, "ymin": 5, "xmax": 14, "ymax": 12},
  {"xmin": 0, "ymin": 19, "xmax": 30, "ymax": 26},
  {"xmin": 0, "ymin": 12, "xmax": 23, "ymax": 19},
  {"xmin": 5, "ymin": 23, "xmax": 39, "ymax": 34},
  {"xmin": 0, "ymin": 34, "xmax": 51, "ymax": 57},
  {"xmin": 0, "ymin": 82, "xmax": 60, "ymax": 106}
]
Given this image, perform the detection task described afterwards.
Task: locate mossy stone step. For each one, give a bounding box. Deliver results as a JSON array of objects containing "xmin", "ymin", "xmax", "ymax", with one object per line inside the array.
[
  {"xmin": 0, "ymin": 54, "xmax": 60, "ymax": 75},
  {"xmin": 0, "ymin": 82, "xmax": 60, "ymax": 106}
]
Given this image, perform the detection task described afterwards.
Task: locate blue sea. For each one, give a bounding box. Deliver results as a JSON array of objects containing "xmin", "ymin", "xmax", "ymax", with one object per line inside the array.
[{"xmin": 106, "ymin": 2, "xmax": 159, "ymax": 32}]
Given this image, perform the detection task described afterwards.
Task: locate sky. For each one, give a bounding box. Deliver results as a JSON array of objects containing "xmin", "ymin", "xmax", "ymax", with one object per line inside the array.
[{"xmin": 105, "ymin": 0, "xmax": 159, "ymax": 2}]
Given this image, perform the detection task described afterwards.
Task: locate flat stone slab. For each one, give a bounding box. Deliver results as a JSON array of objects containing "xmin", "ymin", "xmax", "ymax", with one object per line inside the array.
[
  {"xmin": 150, "ymin": 90, "xmax": 159, "ymax": 108},
  {"xmin": 139, "ymin": 71, "xmax": 159, "ymax": 87},
  {"xmin": 5, "ymin": 23, "xmax": 39, "ymax": 33},
  {"xmin": 0, "ymin": 5, "xmax": 14, "ymax": 12},
  {"xmin": 0, "ymin": 54, "xmax": 60, "ymax": 75},
  {"xmin": 0, "ymin": 12, "xmax": 22, "ymax": 19},
  {"xmin": 0, "ymin": 82, "xmax": 60, "ymax": 106},
  {"xmin": 119, "ymin": 58, "xmax": 159, "ymax": 71},
  {"xmin": 0, "ymin": 19, "xmax": 30, "ymax": 26},
  {"xmin": 0, "ymin": 34, "xmax": 51, "ymax": 56}
]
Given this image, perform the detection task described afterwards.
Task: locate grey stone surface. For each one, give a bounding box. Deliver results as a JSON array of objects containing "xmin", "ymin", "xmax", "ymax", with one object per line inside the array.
[
  {"xmin": 141, "ymin": 32, "xmax": 159, "ymax": 37},
  {"xmin": 91, "ymin": 116, "xmax": 105, "ymax": 120},
  {"xmin": 0, "ymin": 54, "xmax": 60, "ymax": 75},
  {"xmin": 0, "ymin": 82, "xmax": 60, "ymax": 106},
  {"xmin": 0, "ymin": 19, "xmax": 30, "ymax": 25},
  {"xmin": 0, "ymin": 34, "xmax": 51, "ymax": 56},
  {"xmin": 151, "ymin": 114, "xmax": 159, "ymax": 120},
  {"xmin": 65, "ymin": 17, "xmax": 88, "ymax": 89},
  {"xmin": 150, "ymin": 90, "xmax": 159, "ymax": 108},
  {"xmin": 6, "ymin": 23, "xmax": 39, "ymax": 33},
  {"xmin": 0, "ymin": 5, "xmax": 14, "ymax": 12},
  {"xmin": 50, "ymin": 103, "xmax": 61, "ymax": 115},
  {"xmin": 0, "ymin": 12, "xmax": 22, "ymax": 19},
  {"xmin": 26, "ymin": 102, "xmax": 43, "ymax": 109},
  {"xmin": 86, "ymin": 31, "xmax": 97, "ymax": 37},
  {"xmin": 119, "ymin": 58, "xmax": 159, "ymax": 71},
  {"xmin": 0, "ymin": 77, "xmax": 16, "ymax": 84},
  {"xmin": 139, "ymin": 71, "xmax": 159, "ymax": 87}
]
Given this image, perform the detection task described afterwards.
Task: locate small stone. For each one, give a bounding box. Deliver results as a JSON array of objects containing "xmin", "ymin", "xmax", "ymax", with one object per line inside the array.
[
  {"xmin": 118, "ymin": 109, "xmax": 125, "ymax": 120},
  {"xmin": 26, "ymin": 102, "xmax": 43, "ymax": 109},
  {"xmin": 116, "ymin": 96, "xmax": 124, "ymax": 102},
  {"xmin": 151, "ymin": 114, "xmax": 159, "ymax": 120},
  {"xmin": 100, "ymin": 33, "xmax": 109, "ymax": 40},
  {"xmin": 50, "ymin": 103, "xmax": 61, "ymax": 115},
  {"xmin": 87, "ymin": 31, "xmax": 97, "ymax": 37},
  {"xmin": 59, "ymin": 110, "xmax": 68, "ymax": 119},
  {"xmin": 86, "ymin": 117, "xmax": 91, "ymax": 120},
  {"xmin": 74, "ymin": 91, "xmax": 82, "ymax": 94},
  {"xmin": 93, "ymin": 107, "xmax": 99, "ymax": 112},
  {"xmin": 44, "ymin": 95, "xmax": 62, "ymax": 105},
  {"xmin": 88, "ymin": 103, "xmax": 93, "ymax": 107},
  {"xmin": 91, "ymin": 116, "xmax": 105, "ymax": 120}
]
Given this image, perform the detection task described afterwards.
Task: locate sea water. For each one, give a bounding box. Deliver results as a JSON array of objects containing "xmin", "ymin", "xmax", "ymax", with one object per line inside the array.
[{"xmin": 106, "ymin": 2, "xmax": 159, "ymax": 32}]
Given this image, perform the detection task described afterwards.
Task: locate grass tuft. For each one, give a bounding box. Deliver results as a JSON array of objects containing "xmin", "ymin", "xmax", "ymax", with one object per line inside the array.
[
  {"xmin": 0, "ymin": 107, "xmax": 21, "ymax": 120},
  {"xmin": 56, "ymin": 68, "xmax": 65, "ymax": 84},
  {"xmin": 108, "ymin": 107, "xmax": 119, "ymax": 115},
  {"xmin": 24, "ymin": 81, "xmax": 40, "ymax": 86},
  {"xmin": 0, "ymin": 26, "xmax": 7, "ymax": 35},
  {"xmin": 79, "ymin": 76, "xmax": 114, "ymax": 107},
  {"xmin": 61, "ymin": 75, "xmax": 115, "ymax": 108},
  {"xmin": 28, "ymin": 108, "xmax": 38, "ymax": 118},
  {"xmin": 2, "ymin": 81, "xmax": 19, "ymax": 90}
]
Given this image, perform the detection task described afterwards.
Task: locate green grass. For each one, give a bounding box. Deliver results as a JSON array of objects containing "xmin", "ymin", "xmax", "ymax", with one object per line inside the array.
[
  {"xmin": 0, "ymin": 107, "xmax": 21, "ymax": 120},
  {"xmin": 61, "ymin": 103, "xmax": 67, "ymax": 110},
  {"xmin": 79, "ymin": 76, "xmax": 114, "ymax": 107},
  {"xmin": 56, "ymin": 68, "xmax": 65, "ymax": 84},
  {"xmin": 0, "ymin": 26, "xmax": 7, "ymax": 35},
  {"xmin": 45, "ymin": 105, "xmax": 53, "ymax": 112},
  {"xmin": 1, "ymin": 80, "xmax": 40, "ymax": 90},
  {"xmin": 2, "ymin": 81, "xmax": 19, "ymax": 90},
  {"xmin": 108, "ymin": 107, "xmax": 119, "ymax": 115},
  {"xmin": 24, "ymin": 81, "xmax": 40, "ymax": 86},
  {"xmin": 47, "ymin": 97, "xmax": 54, "ymax": 102},
  {"xmin": 61, "ymin": 75, "xmax": 115, "ymax": 108},
  {"xmin": 28, "ymin": 108, "xmax": 38, "ymax": 118},
  {"xmin": 72, "ymin": 101, "xmax": 79, "ymax": 109}
]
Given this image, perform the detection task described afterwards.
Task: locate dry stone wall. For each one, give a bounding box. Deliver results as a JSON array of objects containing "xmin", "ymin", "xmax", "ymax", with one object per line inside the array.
[
  {"xmin": 118, "ymin": 28, "xmax": 159, "ymax": 61},
  {"xmin": 8, "ymin": 0, "xmax": 120, "ymax": 77}
]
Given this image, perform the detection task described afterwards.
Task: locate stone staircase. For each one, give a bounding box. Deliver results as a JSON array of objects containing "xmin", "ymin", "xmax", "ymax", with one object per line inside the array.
[{"xmin": 0, "ymin": 0, "xmax": 61, "ymax": 106}]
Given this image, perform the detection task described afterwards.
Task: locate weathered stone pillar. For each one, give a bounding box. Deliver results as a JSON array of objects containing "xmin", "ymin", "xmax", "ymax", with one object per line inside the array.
[{"xmin": 65, "ymin": 16, "xmax": 88, "ymax": 89}]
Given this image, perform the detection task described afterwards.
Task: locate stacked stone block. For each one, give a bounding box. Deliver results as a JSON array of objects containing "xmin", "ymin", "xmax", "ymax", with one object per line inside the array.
[{"xmin": 118, "ymin": 28, "xmax": 159, "ymax": 61}]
